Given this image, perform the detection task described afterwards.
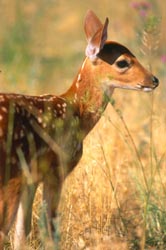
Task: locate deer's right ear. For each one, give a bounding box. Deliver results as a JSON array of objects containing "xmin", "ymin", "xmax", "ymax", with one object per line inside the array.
[{"xmin": 84, "ymin": 10, "xmax": 109, "ymax": 61}]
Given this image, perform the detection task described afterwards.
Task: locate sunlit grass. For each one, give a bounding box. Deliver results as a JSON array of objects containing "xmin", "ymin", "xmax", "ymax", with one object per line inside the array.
[{"xmin": 1, "ymin": 0, "xmax": 166, "ymax": 249}]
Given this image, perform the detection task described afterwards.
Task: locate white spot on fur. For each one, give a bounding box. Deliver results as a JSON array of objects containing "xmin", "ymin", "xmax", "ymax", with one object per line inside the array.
[
  {"xmin": 42, "ymin": 123, "xmax": 47, "ymax": 128},
  {"xmin": 14, "ymin": 203, "xmax": 25, "ymax": 250},
  {"xmin": 0, "ymin": 95, "xmax": 5, "ymax": 101},
  {"xmin": 62, "ymin": 113, "xmax": 66, "ymax": 119},
  {"xmin": 20, "ymin": 130, "xmax": 24, "ymax": 138},
  {"xmin": 62, "ymin": 103, "xmax": 67, "ymax": 108},
  {"xmin": 37, "ymin": 117, "xmax": 42, "ymax": 123},
  {"xmin": 78, "ymin": 74, "xmax": 81, "ymax": 82},
  {"xmin": 81, "ymin": 57, "xmax": 87, "ymax": 71},
  {"xmin": 1, "ymin": 106, "xmax": 7, "ymax": 113},
  {"xmin": 14, "ymin": 133, "xmax": 18, "ymax": 140},
  {"xmin": 63, "ymin": 107, "xmax": 66, "ymax": 113},
  {"xmin": 74, "ymin": 93, "xmax": 78, "ymax": 101},
  {"xmin": 76, "ymin": 82, "xmax": 79, "ymax": 88}
]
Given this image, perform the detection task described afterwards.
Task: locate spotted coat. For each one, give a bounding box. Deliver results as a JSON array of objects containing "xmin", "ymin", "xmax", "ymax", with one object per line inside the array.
[{"xmin": 0, "ymin": 94, "xmax": 82, "ymax": 185}]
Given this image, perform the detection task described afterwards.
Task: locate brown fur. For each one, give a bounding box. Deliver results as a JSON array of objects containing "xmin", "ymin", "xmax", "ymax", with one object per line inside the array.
[{"xmin": 0, "ymin": 10, "xmax": 159, "ymax": 248}]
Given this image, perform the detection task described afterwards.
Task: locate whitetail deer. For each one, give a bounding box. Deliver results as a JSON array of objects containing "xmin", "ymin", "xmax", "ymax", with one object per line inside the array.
[{"xmin": 0, "ymin": 10, "xmax": 159, "ymax": 249}]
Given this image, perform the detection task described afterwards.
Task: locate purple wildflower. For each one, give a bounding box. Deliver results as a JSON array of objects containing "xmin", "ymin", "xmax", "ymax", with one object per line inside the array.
[
  {"xmin": 139, "ymin": 9, "xmax": 147, "ymax": 17},
  {"xmin": 161, "ymin": 55, "xmax": 166, "ymax": 64},
  {"xmin": 130, "ymin": 1, "xmax": 151, "ymax": 17},
  {"xmin": 140, "ymin": 1, "xmax": 151, "ymax": 10},
  {"xmin": 130, "ymin": 1, "xmax": 140, "ymax": 9}
]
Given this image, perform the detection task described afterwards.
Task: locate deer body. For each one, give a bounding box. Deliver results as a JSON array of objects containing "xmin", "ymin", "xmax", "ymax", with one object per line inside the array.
[{"xmin": 0, "ymin": 10, "xmax": 159, "ymax": 249}]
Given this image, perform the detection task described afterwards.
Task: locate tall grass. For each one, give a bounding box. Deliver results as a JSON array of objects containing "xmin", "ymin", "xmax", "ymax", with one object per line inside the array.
[
  {"xmin": 132, "ymin": 4, "xmax": 166, "ymax": 249},
  {"xmin": 1, "ymin": 0, "xmax": 166, "ymax": 249}
]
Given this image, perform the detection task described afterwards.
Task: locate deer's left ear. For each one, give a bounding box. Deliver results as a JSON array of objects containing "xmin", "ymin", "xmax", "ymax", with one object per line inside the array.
[{"xmin": 84, "ymin": 10, "xmax": 109, "ymax": 61}]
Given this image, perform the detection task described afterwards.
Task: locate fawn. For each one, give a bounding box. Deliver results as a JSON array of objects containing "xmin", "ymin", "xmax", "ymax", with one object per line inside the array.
[{"xmin": 0, "ymin": 10, "xmax": 159, "ymax": 249}]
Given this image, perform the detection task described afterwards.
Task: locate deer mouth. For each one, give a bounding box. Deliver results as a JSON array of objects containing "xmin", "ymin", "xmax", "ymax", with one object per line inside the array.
[
  {"xmin": 136, "ymin": 76, "xmax": 159, "ymax": 92},
  {"xmin": 136, "ymin": 84, "xmax": 156, "ymax": 92}
]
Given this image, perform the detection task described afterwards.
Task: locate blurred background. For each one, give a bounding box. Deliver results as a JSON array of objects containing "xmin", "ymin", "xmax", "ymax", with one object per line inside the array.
[
  {"xmin": 0, "ymin": 0, "xmax": 165, "ymax": 95},
  {"xmin": 0, "ymin": 0, "xmax": 166, "ymax": 249}
]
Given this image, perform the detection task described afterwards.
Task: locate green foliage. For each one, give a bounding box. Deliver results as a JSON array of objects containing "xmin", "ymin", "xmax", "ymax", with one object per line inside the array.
[
  {"xmin": 1, "ymin": 1, "xmax": 165, "ymax": 249},
  {"xmin": 144, "ymin": 15, "xmax": 161, "ymax": 33},
  {"xmin": 146, "ymin": 202, "xmax": 166, "ymax": 248},
  {"xmin": 0, "ymin": 10, "xmax": 33, "ymax": 72},
  {"xmin": 0, "ymin": 21, "xmax": 32, "ymax": 66}
]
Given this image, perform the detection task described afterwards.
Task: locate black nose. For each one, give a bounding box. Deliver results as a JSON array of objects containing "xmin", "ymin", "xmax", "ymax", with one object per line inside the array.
[{"xmin": 152, "ymin": 76, "xmax": 159, "ymax": 87}]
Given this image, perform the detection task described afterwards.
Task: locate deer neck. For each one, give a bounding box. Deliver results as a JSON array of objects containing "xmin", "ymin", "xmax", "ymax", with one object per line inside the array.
[{"xmin": 62, "ymin": 58, "xmax": 114, "ymax": 134}]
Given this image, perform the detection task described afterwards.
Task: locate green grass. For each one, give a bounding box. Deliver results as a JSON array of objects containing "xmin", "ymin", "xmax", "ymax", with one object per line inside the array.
[{"xmin": 1, "ymin": 0, "xmax": 166, "ymax": 249}]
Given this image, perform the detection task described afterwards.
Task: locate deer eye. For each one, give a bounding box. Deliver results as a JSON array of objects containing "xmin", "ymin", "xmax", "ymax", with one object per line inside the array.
[{"xmin": 116, "ymin": 60, "xmax": 129, "ymax": 69}]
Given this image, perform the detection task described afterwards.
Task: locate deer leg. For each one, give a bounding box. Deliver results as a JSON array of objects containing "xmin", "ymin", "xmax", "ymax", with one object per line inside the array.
[
  {"xmin": 41, "ymin": 175, "xmax": 63, "ymax": 247},
  {"xmin": 0, "ymin": 232, "xmax": 5, "ymax": 250},
  {"xmin": 13, "ymin": 182, "xmax": 38, "ymax": 250},
  {"xmin": 0, "ymin": 177, "xmax": 22, "ymax": 250}
]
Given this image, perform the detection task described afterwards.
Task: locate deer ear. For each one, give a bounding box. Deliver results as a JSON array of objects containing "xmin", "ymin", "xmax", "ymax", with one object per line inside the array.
[{"xmin": 84, "ymin": 10, "xmax": 109, "ymax": 61}]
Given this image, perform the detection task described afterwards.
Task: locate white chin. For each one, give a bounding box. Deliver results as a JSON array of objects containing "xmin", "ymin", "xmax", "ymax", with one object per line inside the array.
[{"xmin": 142, "ymin": 87, "xmax": 153, "ymax": 92}]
